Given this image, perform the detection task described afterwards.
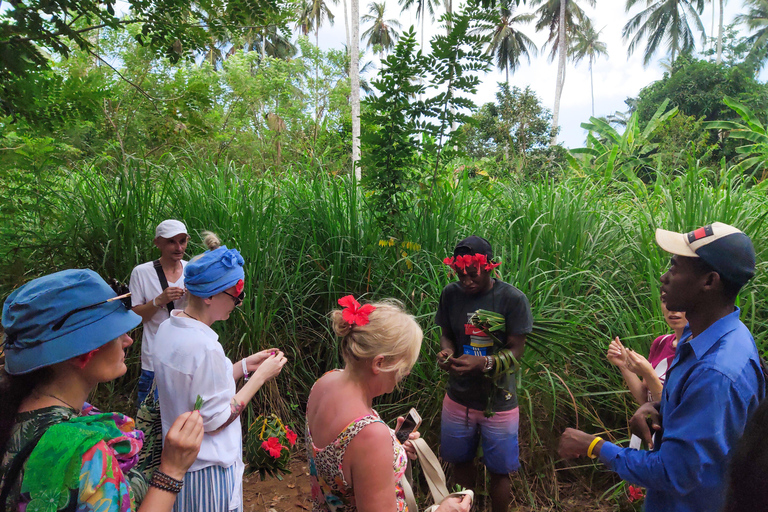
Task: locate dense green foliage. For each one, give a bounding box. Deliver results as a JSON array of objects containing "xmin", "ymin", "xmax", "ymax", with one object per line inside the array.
[{"xmin": 3, "ymin": 159, "xmax": 768, "ymax": 507}]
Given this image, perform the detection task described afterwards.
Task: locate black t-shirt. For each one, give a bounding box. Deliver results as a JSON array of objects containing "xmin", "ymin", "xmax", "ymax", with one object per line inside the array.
[{"xmin": 435, "ymin": 279, "xmax": 533, "ymax": 411}]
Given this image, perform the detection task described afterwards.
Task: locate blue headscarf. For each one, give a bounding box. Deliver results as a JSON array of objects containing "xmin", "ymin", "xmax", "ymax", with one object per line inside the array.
[{"xmin": 184, "ymin": 246, "xmax": 245, "ymax": 297}]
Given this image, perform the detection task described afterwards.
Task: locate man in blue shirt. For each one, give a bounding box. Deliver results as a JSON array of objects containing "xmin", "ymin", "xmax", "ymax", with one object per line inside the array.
[{"xmin": 558, "ymin": 222, "xmax": 765, "ymax": 512}]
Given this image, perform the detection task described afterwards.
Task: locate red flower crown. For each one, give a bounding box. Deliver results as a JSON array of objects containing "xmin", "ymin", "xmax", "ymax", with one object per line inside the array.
[
  {"xmin": 338, "ymin": 295, "xmax": 376, "ymax": 327},
  {"xmin": 443, "ymin": 253, "xmax": 501, "ymax": 272}
]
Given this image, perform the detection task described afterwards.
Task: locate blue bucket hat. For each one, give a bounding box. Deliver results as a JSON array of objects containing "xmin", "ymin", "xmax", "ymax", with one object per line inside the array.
[
  {"xmin": 2, "ymin": 269, "xmax": 141, "ymax": 375},
  {"xmin": 184, "ymin": 246, "xmax": 245, "ymax": 297}
]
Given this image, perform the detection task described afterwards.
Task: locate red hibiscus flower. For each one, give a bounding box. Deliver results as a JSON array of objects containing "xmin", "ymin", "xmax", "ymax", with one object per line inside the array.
[
  {"xmin": 285, "ymin": 427, "xmax": 298, "ymax": 447},
  {"xmin": 235, "ymin": 279, "xmax": 244, "ymax": 295},
  {"xmin": 628, "ymin": 485, "xmax": 644, "ymax": 502},
  {"xmin": 261, "ymin": 437, "xmax": 285, "ymax": 458},
  {"xmin": 443, "ymin": 257, "xmax": 455, "ymax": 267},
  {"xmin": 338, "ymin": 295, "xmax": 376, "ymax": 326},
  {"xmin": 473, "ymin": 254, "xmax": 488, "ymax": 268}
]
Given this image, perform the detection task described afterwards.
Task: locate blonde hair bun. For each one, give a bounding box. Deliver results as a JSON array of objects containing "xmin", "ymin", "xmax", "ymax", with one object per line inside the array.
[{"xmin": 202, "ymin": 231, "xmax": 222, "ymax": 251}]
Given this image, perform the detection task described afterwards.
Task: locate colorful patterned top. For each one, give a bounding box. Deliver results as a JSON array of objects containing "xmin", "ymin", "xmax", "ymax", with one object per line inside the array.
[
  {"xmin": 306, "ymin": 410, "xmax": 409, "ymax": 512},
  {"xmin": 0, "ymin": 404, "xmax": 147, "ymax": 512}
]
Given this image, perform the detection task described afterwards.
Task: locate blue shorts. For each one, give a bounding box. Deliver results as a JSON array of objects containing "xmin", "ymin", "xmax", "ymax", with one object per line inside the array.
[
  {"xmin": 440, "ymin": 394, "xmax": 520, "ymax": 474},
  {"xmin": 137, "ymin": 369, "xmax": 157, "ymax": 405}
]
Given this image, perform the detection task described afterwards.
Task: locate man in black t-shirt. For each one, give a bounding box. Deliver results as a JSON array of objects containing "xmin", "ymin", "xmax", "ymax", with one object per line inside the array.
[{"xmin": 436, "ymin": 236, "xmax": 533, "ymax": 512}]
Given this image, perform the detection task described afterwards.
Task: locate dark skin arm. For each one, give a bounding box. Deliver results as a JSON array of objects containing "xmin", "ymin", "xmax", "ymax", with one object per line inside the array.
[
  {"xmin": 558, "ymin": 401, "xmax": 663, "ymax": 459},
  {"xmin": 437, "ymin": 332, "xmax": 458, "ymax": 373},
  {"xmin": 450, "ymin": 333, "xmax": 527, "ymax": 374}
]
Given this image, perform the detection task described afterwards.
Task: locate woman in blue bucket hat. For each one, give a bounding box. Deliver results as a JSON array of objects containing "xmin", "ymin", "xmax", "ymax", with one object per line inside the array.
[
  {"xmin": 0, "ymin": 269, "xmax": 204, "ymax": 512},
  {"xmin": 153, "ymin": 232, "xmax": 288, "ymax": 512}
]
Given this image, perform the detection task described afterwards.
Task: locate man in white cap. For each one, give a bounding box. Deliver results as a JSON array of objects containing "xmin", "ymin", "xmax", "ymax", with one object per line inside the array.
[
  {"xmin": 557, "ymin": 222, "xmax": 765, "ymax": 512},
  {"xmin": 129, "ymin": 219, "xmax": 190, "ymax": 404}
]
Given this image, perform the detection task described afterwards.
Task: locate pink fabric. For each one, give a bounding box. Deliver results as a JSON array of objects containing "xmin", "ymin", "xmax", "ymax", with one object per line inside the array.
[{"xmin": 648, "ymin": 333, "xmax": 677, "ymax": 384}]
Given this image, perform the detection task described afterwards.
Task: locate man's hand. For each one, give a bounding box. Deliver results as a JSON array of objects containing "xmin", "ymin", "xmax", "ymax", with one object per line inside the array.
[
  {"xmin": 629, "ymin": 401, "xmax": 662, "ymax": 449},
  {"xmin": 450, "ymin": 354, "xmax": 486, "ymax": 375},
  {"xmin": 437, "ymin": 349, "xmax": 455, "ymax": 372},
  {"xmin": 155, "ymin": 286, "xmax": 185, "ymax": 306},
  {"xmin": 558, "ymin": 428, "xmax": 601, "ymax": 459}
]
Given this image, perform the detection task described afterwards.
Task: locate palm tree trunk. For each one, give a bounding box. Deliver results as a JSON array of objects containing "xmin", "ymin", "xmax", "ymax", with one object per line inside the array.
[
  {"xmin": 506, "ymin": 64, "xmax": 509, "ymax": 84},
  {"xmin": 551, "ymin": 0, "xmax": 567, "ymax": 144},
  {"xmin": 716, "ymin": 0, "xmax": 724, "ymax": 63},
  {"xmin": 343, "ymin": 0, "xmax": 351, "ymax": 50},
  {"xmin": 315, "ymin": 28, "xmax": 320, "ymax": 144},
  {"xmin": 590, "ymin": 57, "xmax": 594, "ymax": 117},
  {"xmin": 351, "ymin": 0, "xmax": 361, "ymax": 178}
]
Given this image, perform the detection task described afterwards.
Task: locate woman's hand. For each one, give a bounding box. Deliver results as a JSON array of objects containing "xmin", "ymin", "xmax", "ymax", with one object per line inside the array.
[
  {"xmin": 158, "ymin": 410, "xmax": 204, "ymax": 480},
  {"xmin": 436, "ymin": 494, "xmax": 472, "ymax": 512},
  {"xmin": 606, "ymin": 337, "xmax": 627, "ymax": 367},
  {"xmin": 253, "ymin": 351, "xmax": 288, "ymax": 382},
  {"xmin": 246, "ymin": 348, "xmax": 278, "ymax": 372},
  {"xmin": 395, "ymin": 416, "xmax": 421, "ymax": 460},
  {"xmin": 625, "ymin": 349, "xmax": 654, "ymax": 378}
]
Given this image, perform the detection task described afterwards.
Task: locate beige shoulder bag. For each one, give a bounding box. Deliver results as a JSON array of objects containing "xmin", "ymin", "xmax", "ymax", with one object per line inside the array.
[{"xmin": 399, "ymin": 438, "xmax": 474, "ymax": 512}]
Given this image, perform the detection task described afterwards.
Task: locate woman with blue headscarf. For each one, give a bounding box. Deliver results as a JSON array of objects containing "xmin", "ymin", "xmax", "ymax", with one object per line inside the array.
[
  {"xmin": 153, "ymin": 232, "xmax": 288, "ymax": 512},
  {"xmin": 0, "ymin": 269, "xmax": 204, "ymax": 512}
]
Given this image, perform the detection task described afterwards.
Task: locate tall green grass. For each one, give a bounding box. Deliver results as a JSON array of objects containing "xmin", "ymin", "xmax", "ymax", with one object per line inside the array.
[{"xmin": 2, "ymin": 160, "xmax": 767, "ymax": 508}]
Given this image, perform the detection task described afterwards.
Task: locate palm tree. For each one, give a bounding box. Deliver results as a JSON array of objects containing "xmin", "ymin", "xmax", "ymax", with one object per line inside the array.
[
  {"xmin": 351, "ymin": 0, "xmax": 361, "ymax": 177},
  {"xmin": 532, "ymin": 0, "xmax": 594, "ymax": 144},
  {"xmin": 297, "ymin": 0, "xmax": 335, "ymax": 47},
  {"xmin": 236, "ymin": 26, "xmax": 297, "ymax": 60},
  {"xmin": 474, "ymin": 1, "xmax": 537, "ymax": 83},
  {"xmin": 736, "ymin": 0, "xmax": 768, "ymax": 68},
  {"xmin": 570, "ymin": 18, "xmax": 607, "ymax": 116},
  {"xmin": 361, "ymin": 2, "xmax": 403, "ymax": 57},
  {"xmin": 622, "ymin": 0, "xmax": 705, "ymax": 66}
]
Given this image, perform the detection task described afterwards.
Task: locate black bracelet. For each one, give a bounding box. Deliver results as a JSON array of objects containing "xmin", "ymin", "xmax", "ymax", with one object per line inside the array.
[{"xmin": 150, "ymin": 469, "xmax": 184, "ymax": 494}]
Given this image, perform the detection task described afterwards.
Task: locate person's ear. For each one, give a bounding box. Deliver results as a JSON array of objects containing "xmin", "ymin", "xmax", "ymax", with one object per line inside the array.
[
  {"xmin": 702, "ymin": 270, "xmax": 720, "ymax": 292},
  {"xmin": 371, "ymin": 355, "xmax": 386, "ymax": 375},
  {"xmin": 153, "ymin": 237, "xmax": 162, "ymax": 250}
]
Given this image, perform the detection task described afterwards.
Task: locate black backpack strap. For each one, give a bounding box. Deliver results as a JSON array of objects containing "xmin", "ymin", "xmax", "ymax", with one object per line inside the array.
[
  {"xmin": 0, "ymin": 433, "xmax": 44, "ymax": 512},
  {"xmin": 152, "ymin": 260, "xmax": 174, "ymax": 314}
]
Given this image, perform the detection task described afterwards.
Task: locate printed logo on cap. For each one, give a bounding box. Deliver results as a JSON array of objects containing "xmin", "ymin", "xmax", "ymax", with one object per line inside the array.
[{"xmin": 687, "ymin": 225, "xmax": 714, "ymax": 244}]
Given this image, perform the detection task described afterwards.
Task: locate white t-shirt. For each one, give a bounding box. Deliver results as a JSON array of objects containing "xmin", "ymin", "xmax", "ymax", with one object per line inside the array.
[
  {"xmin": 129, "ymin": 260, "xmax": 188, "ymax": 371},
  {"xmin": 154, "ymin": 312, "xmax": 243, "ymax": 472}
]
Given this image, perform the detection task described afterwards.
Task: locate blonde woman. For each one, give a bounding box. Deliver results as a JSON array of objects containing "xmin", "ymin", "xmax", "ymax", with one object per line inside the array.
[{"xmin": 306, "ymin": 296, "xmax": 471, "ymax": 512}]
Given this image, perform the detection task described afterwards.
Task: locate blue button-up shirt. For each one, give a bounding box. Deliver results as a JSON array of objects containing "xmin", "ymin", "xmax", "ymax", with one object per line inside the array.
[{"xmin": 599, "ymin": 308, "xmax": 765, "ymax": 512}]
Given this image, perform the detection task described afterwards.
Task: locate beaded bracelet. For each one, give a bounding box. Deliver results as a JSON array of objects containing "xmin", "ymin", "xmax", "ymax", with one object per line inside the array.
[{"xmin": 149, "ymin": 470, "xmax": 184, "ymax": 494}]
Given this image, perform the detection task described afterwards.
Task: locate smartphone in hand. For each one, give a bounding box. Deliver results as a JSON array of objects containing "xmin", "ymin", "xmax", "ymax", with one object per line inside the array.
[{"xmin": 395, "ymin": 408, "xmax": 422, "ymax": 443}]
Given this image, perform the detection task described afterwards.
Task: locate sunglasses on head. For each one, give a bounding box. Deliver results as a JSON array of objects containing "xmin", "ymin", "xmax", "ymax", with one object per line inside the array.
[
  {"xmin": 221, "ymin": 290, "xmax": 245, "ymax": 307},
  {"xmin": 52, "ymin": 293, "xmax": 132, "ymax": 331}
]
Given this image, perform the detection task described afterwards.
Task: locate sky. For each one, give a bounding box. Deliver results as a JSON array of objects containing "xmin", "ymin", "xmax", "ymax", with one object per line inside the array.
[{"xmin": 312, "ymin": 1, "xmax": 758, "ymax": 148}]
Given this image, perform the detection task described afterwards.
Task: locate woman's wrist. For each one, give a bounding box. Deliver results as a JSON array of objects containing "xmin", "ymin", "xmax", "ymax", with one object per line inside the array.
[{"xmin": 156, "ymin": 462, "xmax": 186, "ymax": 482}]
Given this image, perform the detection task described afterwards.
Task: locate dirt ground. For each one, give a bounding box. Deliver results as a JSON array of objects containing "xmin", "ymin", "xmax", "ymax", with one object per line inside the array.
[
  {"xmin": 242, "ymin": 457, "xmax": 620, "ymax": 512},
  {"xmin": 243, "ymin": 459, "xmax": 312, "ymax": 512}
]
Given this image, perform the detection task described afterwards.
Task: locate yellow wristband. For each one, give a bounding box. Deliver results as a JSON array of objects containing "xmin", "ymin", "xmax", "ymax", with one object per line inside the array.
[{"xmin": 587, "ymin": 436, "xmax": 602, "ymax": 459}]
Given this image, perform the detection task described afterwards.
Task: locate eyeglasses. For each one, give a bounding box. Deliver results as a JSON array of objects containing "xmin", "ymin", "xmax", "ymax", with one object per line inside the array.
[
  {"xmin": 222, "ymin": 290, "xmax": 245, "ymax": 307},
  {"xmin": 52, "ymin": 293, "xmax": 132, "ymax": 331}
]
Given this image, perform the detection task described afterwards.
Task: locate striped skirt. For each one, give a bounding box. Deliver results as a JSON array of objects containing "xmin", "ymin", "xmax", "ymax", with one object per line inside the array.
[{"xmin": 173, "ymin": 464, "xmax": 243, "ymax": 512}]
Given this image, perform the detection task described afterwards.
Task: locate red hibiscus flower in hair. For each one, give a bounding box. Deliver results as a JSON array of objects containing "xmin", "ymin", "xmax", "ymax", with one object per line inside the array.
[
  {"xmin": 235, "ymin": 279, "xmax": 245, "ymax": 295},
  {"xmin": 473, "ymin": 254, "xmax": 488, "ymax": 268},
  {"xmin": 261, "ymin": 437, "xmax": 285, "ymax": 458},
  {"xmin": 285, "ymin": 427, "xmax": 298, "ymax": 447},
  {"xmin": 443, "ymin": 257, "xmax": 455, "ymax": 267},
  {"xmin": 338, "ymin": 295, "xmax": 376, "ymax": 326},
  {"xmin": 628, "ymin": 485, "xmax": 644, "ymax": 502}
]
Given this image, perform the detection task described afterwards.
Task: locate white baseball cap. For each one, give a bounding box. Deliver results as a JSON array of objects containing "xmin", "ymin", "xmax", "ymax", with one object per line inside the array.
[{"xmin": 155, "ymin": 219, "xmax": 188, "ymax": 239}]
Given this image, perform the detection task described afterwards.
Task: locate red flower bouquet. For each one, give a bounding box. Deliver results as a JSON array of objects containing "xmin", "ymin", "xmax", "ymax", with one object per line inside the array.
[{"xmin": 245, "ymin": 414, "xmax": 297, "ymax": 480}]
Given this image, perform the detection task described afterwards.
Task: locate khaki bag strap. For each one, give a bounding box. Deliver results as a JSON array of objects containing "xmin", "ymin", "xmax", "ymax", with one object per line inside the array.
[{"xmin": 399, "ymin": 438, "xmax": 473, "ymax": 512}]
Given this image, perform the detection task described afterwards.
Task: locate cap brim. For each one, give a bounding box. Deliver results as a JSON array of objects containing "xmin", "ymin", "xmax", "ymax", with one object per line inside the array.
[
  {"xmin": 655, "ymin": 228, "xmax": 698, "ymax": 257},
  {"xmin": 156, "ymin": 230, "xmax": 188, "ymax": 239},
  {"xmin": 5, "ymin": 305, "xmax": 141, "ymax": 375}
]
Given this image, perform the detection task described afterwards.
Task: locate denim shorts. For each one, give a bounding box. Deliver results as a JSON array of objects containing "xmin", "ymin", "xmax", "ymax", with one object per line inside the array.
[
  {"xmin": 137, "ymin": 369, "xmax": 156, "ymax": 405},
  {"xmin": 440, "ymin": 394, "xmax": 520, "ymax": 474}
]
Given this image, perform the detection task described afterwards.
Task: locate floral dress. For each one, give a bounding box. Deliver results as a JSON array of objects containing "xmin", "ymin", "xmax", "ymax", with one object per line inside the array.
[
  {"xmin": 306, "ymin": 411, "xmax": 409, "ymax": 512},
  {"xmin": 0, "ymin": 405, "xmax": 146, "ymax": 512}
]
